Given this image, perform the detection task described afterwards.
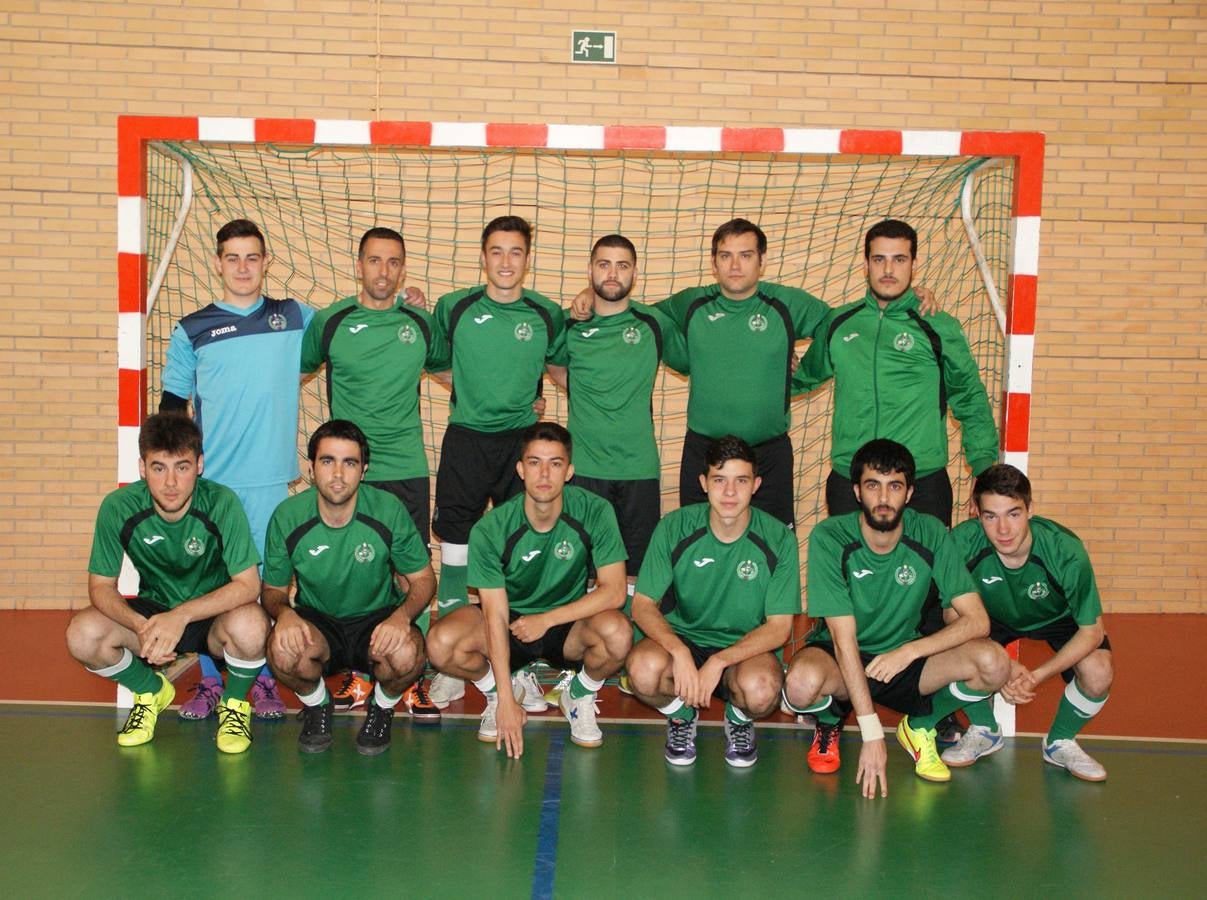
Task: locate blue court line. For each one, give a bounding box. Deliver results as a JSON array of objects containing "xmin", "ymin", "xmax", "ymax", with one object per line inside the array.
[{"xmin": 531, "ymin": 731, "xmax": 567, "ymax": 900}]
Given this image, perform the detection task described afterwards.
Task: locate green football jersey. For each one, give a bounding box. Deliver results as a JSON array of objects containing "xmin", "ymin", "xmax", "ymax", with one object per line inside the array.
[
  {"xmin": 635, "ymin": 504, "xmax": 801, "ymax": 649},
  {"xmin": 467, "ymin": 485, "xmax": 626, "ymax": 615},
  {"xmin": 948, "ymin": 516, "xmax": 1103, "ymax": 630},
  {"xmin": 550, "ymin": 301, "xmax": 689, "ymax": 480},
  {"xmin": 659, "ymin": 281, "xmax": 828, "ymax": 444},
  {"xmin": 263, "ymin": 484, "xmax": 430, "ymax": 619},
  {"xmin": 430, "ymin": 286, "xmax": 565, "ymax": 432},
  {"xmin": 807, "ymin": 509, "xmax": 977, "ymax": 655},
  {"xmin": 300, "ymin": 295, "xmax": 438, "ymax": 481},
  {"xmin": 88, "ymin": 478, "xmax": 260, "ymax": 610}
]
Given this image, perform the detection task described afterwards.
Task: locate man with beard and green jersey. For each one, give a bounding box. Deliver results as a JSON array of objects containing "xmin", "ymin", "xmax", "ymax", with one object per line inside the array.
[
  {"xmin": 547, "ymin": 234, "xmax": 689, "ymax": 588},
  {"xmin": 793, "ymin": 219, "xmax": 998, "ymax": 526},
  {"xmin": 940, "ymin": 463, "xmax": 1113, "ymax": 782},
  {"xmin": 783, "ymin": 439, "xmax": 1009, "ymax": 798},
  {"xmin": 262, "ymin": 420, "xmax": 436, "ymax": 756}
]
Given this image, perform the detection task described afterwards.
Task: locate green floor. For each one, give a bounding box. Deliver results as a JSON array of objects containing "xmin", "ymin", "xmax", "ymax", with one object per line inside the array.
[{"xmin": 2, "ymin": 704, "xmax": 1204, "ymax": 898}]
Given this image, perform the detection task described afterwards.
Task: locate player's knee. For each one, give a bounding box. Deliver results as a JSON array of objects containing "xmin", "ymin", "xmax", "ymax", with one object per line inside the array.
[
  {"xmin": 784, "ymin": 659, "xmax": 824, "ymax": 708},
  {"xmin": 425, "ymin": 620, "xmax": 455, "ymax": 671},
  {"xmin": 625, "ymin": 642, "xmax": 666, "ymax": 695},
  {"xmin": 735, "ymin": 669, "xmax": 782, "ymax": 717},
  {"xmin": 222, "ymin": 603, "xmax": 270, "ymax": 653},
  {"xmin": 594, "ymin": 612, "xmax": 633, "ymax": 661},
  {"xmin": 1075, "ymin": 651, "xmax": 1113, "ymax": 696},
  {"xmin": 65, "ymin": 609, "xmax": 107, "ymax": 662},
  {"xmin": 974, "ymin": 639, "xmax": 1010, "ymax": 689}
]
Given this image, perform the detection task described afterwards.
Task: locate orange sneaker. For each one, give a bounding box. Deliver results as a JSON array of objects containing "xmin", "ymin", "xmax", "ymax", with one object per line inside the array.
[
  {"xmin": 403, "ymin": 679, "xmax": 441, "ymax": 724},
  {"xmin": 807, "ymin": 722, "xmax": 842, "ymax": 774},
  {"xmin": 331, "ymin": 670, "xmax": 372, "ymax": 711}
]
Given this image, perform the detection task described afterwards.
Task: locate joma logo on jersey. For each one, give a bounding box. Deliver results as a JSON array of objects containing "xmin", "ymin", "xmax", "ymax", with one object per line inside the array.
[
  {"xmin": 142, "ymin": 535, "xmax": 165, "ymax": 546},
  {"xmin": 894, "ymin": 564, "xmax": 916, "ymax": 586},
  {"xmin": 736, "ymin": 559, "xmax": 759, "ymax": 581},
  {"xmin": 982, "ymin": 576, "xmax": 1004, "ymax": 585},
  {"xmin": 693, "ymin": 558, "xmax": 715, "ymax": 568},
  {"xmin": 473, "ymin": 314, "xmax": 493, "ymax": 325},
  {"xmin": 707, "ymin": 312, "xmax": 726, "ymax": 322},
  {"xmin": 521, "ymin": 550, "xmax": 541, "ymax": 563},
  {"xmin": 748, "ymin": 313, "xmax": 768, "ymax": 332},
  {"xmin": 514, "ymin": 322, "xmax": 534, "ymax": 342},
  {"xmin": 308, "ymin": 545, "xmax": 330, "ymax": 557},
  {"xmin": 842, "ymin": 332, "xmax": 860, "ymax": 343},
  {"xmin": 554, "ymin": 541, "xmax": 574, "ymax": 560},
  {"xmin": 1027, "ymin": 581, "xmax": 1050, "ymax": 600},
  {"xmin": 348, "ymin": 323, "xmax": 369, "ymax": 334},
  {"xmin": 209, "ymin": 325, "xmax": 238, "ymax": 338},
  {"xmin": 580, "ymin": 328, "xmax": 599, "ymax": 338},
  {"xmin": 852, "ymin": 568, "xmax": 873, "ymax": 579},
  {"xmin": 397, "ymin": 324, "xmax": 417, "ymax": 344},
  {"xmin": 354, "ymin": 542, "xmax": 375, "ymax": 564},
  {"xmin": 184, "ymin": 536, "xmax": 205, "ymax": 557}
]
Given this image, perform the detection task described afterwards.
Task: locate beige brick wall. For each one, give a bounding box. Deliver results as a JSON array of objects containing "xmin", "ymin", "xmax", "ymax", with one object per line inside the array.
[{"xmin": 0, "ymin": 0, "xmax": 1203, "ymax": 612}]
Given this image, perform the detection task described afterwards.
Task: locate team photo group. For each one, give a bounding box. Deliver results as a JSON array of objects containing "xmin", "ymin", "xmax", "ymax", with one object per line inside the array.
[{"xmin": 67, "ymin": 211, "xmax": 1115, "ymax": 799}]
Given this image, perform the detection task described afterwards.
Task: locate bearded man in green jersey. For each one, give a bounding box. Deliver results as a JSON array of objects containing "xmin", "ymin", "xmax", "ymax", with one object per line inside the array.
[
  {"xmin": 939, "ymin": 464, "xmax": 1113, "ymax": 782},
  {"xmin": 66, "ymin": 414, "xmax": 267, "ymax": 753},
  {"xmin": 426, "ymin": 422, "xmax": 630, "ymax": 758},
  {"xmin": 783, "ymin": 439, "xmax": 1009, "ymax": 797},
  {"xmin": 626, "ymin": 435, "xmax": 802, "ymax": 769},
  {"xmin": 262, "ymin": 420, "xmax": 436, "ymax": 756}
]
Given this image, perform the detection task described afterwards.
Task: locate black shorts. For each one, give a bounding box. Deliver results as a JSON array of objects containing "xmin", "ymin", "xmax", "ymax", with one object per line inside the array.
[
  {"xmin": 680, "ymin": 429, "xmax": 795, "ymax": 528},
  {"xmin": 293, "ymin": 604, "xmax": 397, "ymax": 675},
  {"xmin": 506, "ymin": 610, "xmax": 579, "ymax": 672},
  {"xmin": 367, "ymin": 477, "xmax": 431, "ymax": 551},
  {"xmin": 572, "ymin": 475, "xmax": 659, "ymax": 575},
  {"xmin": 433, "ymin": 424, "xmax": 525, "ymax": 544},
  {"xmin": 678, "ymin": 636, "xmax": 735, "ymax": 703},
  {"xmin": 826, "ymin": 466, "xmax": 954, "ymax": 527},
  {"xmin": 128, "ymin": 598, "xmax": 215, "ymax": 656},
  {"xmin": 807, "ymin": 640, "xmax": 933, "ymax": 718},
  {"xmin": 988, "ymin": 616, "xmax": 1111, "ymax": 684}
]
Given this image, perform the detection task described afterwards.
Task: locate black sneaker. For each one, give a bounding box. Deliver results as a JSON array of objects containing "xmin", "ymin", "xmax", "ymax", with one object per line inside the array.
[
  {"xmin": 355, "ymin": 699, "xmax": 394, "ymax": 756},
  {"xmin": 935, "ymin": 713, "xmax": 963, "ymax": 747},
  {"xmin": 298, "ymin": 700, "xmax": 334, "ymax": 753},
  {"xmin": 723, "ymin": 719, "xmax": 758, "ymax": 768}
]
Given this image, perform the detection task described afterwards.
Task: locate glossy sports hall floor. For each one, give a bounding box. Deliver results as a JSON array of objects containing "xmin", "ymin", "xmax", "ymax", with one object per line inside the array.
[{"xmin": 2, "ymin": 612, "xmax": 1204, "ymax": 898}]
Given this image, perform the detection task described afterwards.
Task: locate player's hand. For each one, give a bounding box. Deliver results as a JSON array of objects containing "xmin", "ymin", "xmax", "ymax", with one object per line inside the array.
[
  {"xmin": 137, "ymin": 609, "xmax": 186, "ymax": 665},
  {"xmin": 271, "ymin": 608, "xmax": 315, "ymax": 660},
  {"xmin": 368, "ymin": 616, "xmax": 408, "ymax": 661},
  {"xmin": 855, "ymin": 739, "xmax": 889, "ymax": 798},
  {"xmin": 509, "ymin": 613, "xmax": 550, "ymax": 644},
  {"xmin": 532, "ymin": 396, "xmax": 547, "ymax": 417},
  {"xmin": 569, "ymin": 287, "xmax": 594, "ymax": 321},
  {"xmin": 670, "ymin": 649, "xmax": 700, "ymax": 706},
  {"xmin": 916, "ymin": 285, "xmax": 940, "ymax": 315},
  {"xmin": 693, "ymin": 657, "xmax": 726, "ymax": 708},
  {"xmin": 495, "ymin": 695, "xmax": 527, "ymax": 759},
  {"xmin": 865, "ymin": 646, "xmax": 915, "ymax": 683},
  {"xmin": 1002, "ymin": 665, "xmax": 1038, "ymax": 705},
  {"xmin": 402, "ymin": 285, "xmax": 428, "ymax": 310}
]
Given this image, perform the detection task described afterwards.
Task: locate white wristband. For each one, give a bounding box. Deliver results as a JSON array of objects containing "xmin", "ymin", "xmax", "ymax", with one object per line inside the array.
[{"xmin": 857, "ymin": 714, "xmax": 883, "ymax": 742}]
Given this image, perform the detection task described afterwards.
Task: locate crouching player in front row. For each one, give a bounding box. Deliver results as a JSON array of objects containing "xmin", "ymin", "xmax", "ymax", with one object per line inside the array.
[
  {"xmin": 262, "ymin": 420, "xmax": 436, "ymax": 756},
  {"xmin": 627, "ymin": 436, "xmax": 801, "ymax": 769},
  {"xmin": 66, "ymin": 413, "xmax": 268, "ymax": 752},
  {"xmin": 784, "ymin": 439, "xmax": 1009, "ymax": 796},
  {"xmin": 940, "ymin": 464, "xmax": 1113, "ymax": 782}
]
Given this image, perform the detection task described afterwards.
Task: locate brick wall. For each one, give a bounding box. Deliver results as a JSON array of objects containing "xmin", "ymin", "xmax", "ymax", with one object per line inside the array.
[{"xmin": 0, "ymin": 0, "xmax": 1202, "ymax": 611}]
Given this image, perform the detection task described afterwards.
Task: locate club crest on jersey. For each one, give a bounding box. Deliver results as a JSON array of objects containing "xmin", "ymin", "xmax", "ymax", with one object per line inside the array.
[
  {"xmin": 554, "ymin": 540, "xmax": 574, "ymax": 560},
  {"xmin": 268, "ymin": 313, "xmax": 288, "ymax": 331},
  {"xmin": 184, "ymin": 536, "xmax": 205, "ymax": 557},
  {"xmin": 893, "ymin": 332, "xmax": 915, "ymax": 352},
  {"xmin": 748, "ymin": 313, "xmax": 768, "ymax": 333},
  {"xmin": 736, "ymin": 559, "xmax": 759, "ymax": 581},
  {"xmin": 622, "ymin": 326, "xmax": 641, "ymax": 345},
  {"xmin": 514, "ymin": 322, "xmax": 534, "ymax": 342},
  {"xmin": 1027, "ymin": 581, "xmax": 1050, "ymax": 600},
  {"xmin": 354, "ymin": 542, "xmax": 375, "ymax": 564},
  {"xmin": 894, "ymin": 564, "xmax": 916, "ymax": 586},
  {"xmin": 397, "ymin": 324, "xmax": 417, "ymax": 344}
]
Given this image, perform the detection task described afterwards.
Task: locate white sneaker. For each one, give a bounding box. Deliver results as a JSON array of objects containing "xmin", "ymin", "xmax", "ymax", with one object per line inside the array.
[
  {"xmin": 559, "ymin": 689, "xmax": 603, "ymax": 747},
  {"xmin": 428, "ymin": 673, "xmax": 466, "ymax": 709},
  {"xmin": 513, "ymin": 669, "xmax": 549, "ymax": 712},
  {"xmin": 1043, "ymin": 739, "xmax": 1107, "ymax": 782},
  {"xmin": 942, "ymin": 724, "xmax": 1004, "ymax": 767},
  {"xmin": 478, "ymin": 692, "xmax": 499, "ymax": 742},
  {"xmin": 544, "ymin": 669, "xmax": 575, "ymax": 706}
]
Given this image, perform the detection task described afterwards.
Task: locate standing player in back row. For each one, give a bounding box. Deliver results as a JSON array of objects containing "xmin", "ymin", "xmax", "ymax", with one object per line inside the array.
[
  {"xmin": 940, "ymin": 464, "xmax": 1114, "ymax": 781},
  {"xmin": 426, "ymin": 216, "xmax": 566, "ymax": 707},
  {"xmin": 546, "ymin": 234, "xmax": 689, "ymax": 593}
]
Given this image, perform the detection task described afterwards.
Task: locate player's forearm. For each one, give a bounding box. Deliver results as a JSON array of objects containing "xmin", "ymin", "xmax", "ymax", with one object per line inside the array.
[
  {"xmin": 542, "ymin": 577, "xmax": 625, "ymax": 628},
  {"xmin": 397, "ymin": 569, "xmax": 437, "ymax": 624},
  {"xmin": 902, "ymin": 606, "xmax": 988, "ymax": 662},
  {"xmin": 833, "ymin": 636, "xmax": 877, "ymax": 719},
  {"xmin": 88, "ymin": 576, "xmax": 146, "ymax": 632},
  {"xmin": 261, "ymin": 584, "xmax": 293, "ymax": 621},
  {"xmin": 1033, "ymin": 623, "xmax": 1103, "ymax": 684},
  {"xmin": 632, "ymin": 594, "xmax": 690, "ymax": 659},
  {"xmin": 709, "ymin": 616, "xmax": 792, "ymax": 669},
  {"xmin": 545, "ymin": 364, "xmax": 568, "ymax": 392},
  {"xmin": 175, "ymin": 569, "xmax": 261, "ymax": 624},
  {"xmin": 480, "ymin": 592, "xmax": 516, "ymax": 698}
]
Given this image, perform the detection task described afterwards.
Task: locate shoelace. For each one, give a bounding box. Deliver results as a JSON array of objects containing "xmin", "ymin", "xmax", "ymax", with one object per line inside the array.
[
  {"xmin": 410, "ymin": 681, "xmax": 433, "ymax": 707},
  {"xmin": 729, "ymin": 723, "xmax": 754, "ymax": 752},
  {"xmin": 363, "ymin": 704, "xmax": 393, "ymax": 738},
  {"xmin": 302, "ymin": 704, "xmax": 332, "ymax": 735},
  {"xmin": 250, "ymin": 679, "xmax": 272, "ymax": 703},
  {"xmin": 667, "ymin": 719, "xmax": 693, "ymax": 750},
  {"xmin": 218, "ymin": 705, "xmax": 252, "ymax": 740},
  {"xmin": 816, "ymin": 724, "xmax": 838, "ymax": 753},
  {"xmin": 334, "ymin": 671, "xmax": 358, "ymax": 697},
  {"xmin": 121, "ymin": 701, "xmax": 153, "ymax": 733},
  {"xmin": 190, "ymin": 679, "xmax": 221, "ymax": 702}
]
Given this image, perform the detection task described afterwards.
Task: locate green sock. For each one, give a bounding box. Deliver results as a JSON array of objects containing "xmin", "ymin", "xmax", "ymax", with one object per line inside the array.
[
  {"xmin": 93, "ymin": 648, "xmax": 161, "ymax": 695},
  {"xmin": 1047, "ymin": 679, "xmax": 1108, "ymax": 744},
  {"xmin": 437, "ymin": 557, "xmax": 470, "ymax": 614},
  {"xmin": 221, "ymin": 653, "xmax": 265, "ymax": 704},
  {"xmin": 569, "ymin": 670, "xmax": 603, "ymax": 700},
  {"xmin": 913, "ymin": 681, "xmax": 992, "ymax": 730},
  {"xmin": 668, "ymin": 704, "xmax": 697, "ymax": 723},
  {"xmin": 963, "ymin": 696, "xmax": 998, "ymax": 730},
  {"xmin": 724, "ymin": 702, "xmax": 751, "ymax": 725}
]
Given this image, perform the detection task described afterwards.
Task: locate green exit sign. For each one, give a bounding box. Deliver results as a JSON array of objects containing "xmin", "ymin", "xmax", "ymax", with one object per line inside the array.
[{"xmin": 571, "ymin": 30, "xmax": 616, "ymax": 64}]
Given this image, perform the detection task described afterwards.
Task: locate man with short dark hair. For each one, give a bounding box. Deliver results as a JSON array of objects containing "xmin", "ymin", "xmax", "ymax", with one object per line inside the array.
[
  {"xmin": 793, "ymin": 219, "xmax": 998, "ymax": 526},
  {"xmin": 66, "ymin": 414, "xmax": 267, "ymax": 753},
  {"xmin": 783, "ymin": 439, "xmax": 1009, "ymax": 797},
  {"xmin": 262, "ymin": 420, "xmax": 436, "ymax": 755},
  {"xmin": 626, "ymin": 435, "xmax": 801, "ymax": 768},
  {"xmin": 425, "ymin": 422, "xmax": 630, "ymax": 757},
  {"xmin": 940, "ymin": 464, "xmax": 1113, "ymax": 781}
]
